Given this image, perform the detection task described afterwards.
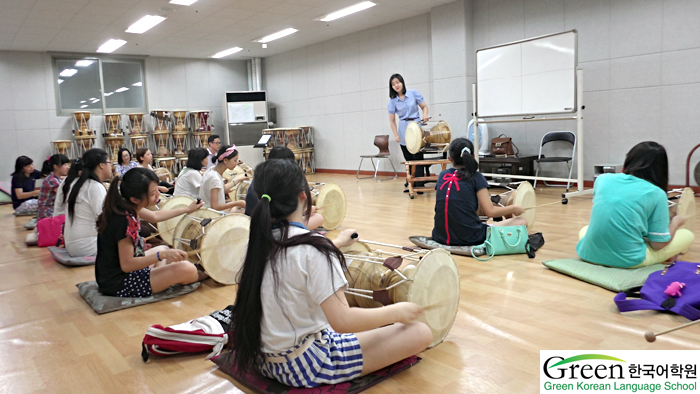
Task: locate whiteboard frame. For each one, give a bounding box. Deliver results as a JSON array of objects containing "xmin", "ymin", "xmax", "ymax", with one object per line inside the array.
[{"xmin": 475, "ymin": 30, "xmax": 578, "ymax": 119}]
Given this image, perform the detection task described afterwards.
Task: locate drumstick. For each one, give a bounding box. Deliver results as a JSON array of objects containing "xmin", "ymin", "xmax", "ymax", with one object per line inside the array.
[
  {"xmin": 523, "ymin": 201, "xmax": 565, "ymax": 210},
  {"xmin": 644, "ymin": 319, "xmax": 700, "ymax": 342}
]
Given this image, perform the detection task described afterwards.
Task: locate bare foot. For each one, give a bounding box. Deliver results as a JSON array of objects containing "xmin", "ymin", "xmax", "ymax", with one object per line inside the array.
[{"xmin": 197, "ymin": 270, "xmax": 210, "ymax": 281}]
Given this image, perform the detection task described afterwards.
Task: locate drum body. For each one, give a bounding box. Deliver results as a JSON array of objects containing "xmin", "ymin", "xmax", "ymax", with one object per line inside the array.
[
  {"xmin": 191, "ymin": 110, "xmax": 211, "ymax": 132},
  {"xmin": 173, "ymin": 211, "xmax": 250, "ymax": 284},
  {"xmin": 52, "ymin": 140, "xmax": 72, "ymax": 156},
  {"xmin": 128, "ymin": 113, "xmax": 146, "ymax": 134},
  {"xmin": 154, "ymin": 158, "xmax": 175, "ymax": 183},
  {"xmin": 223, "ymin": 164, "xmax": 254, "ymax": 201},
  {"xmin": 172, "ymin": 111, "xmax": 188, "ymax": 132},
  {"xmin": 151, "ymin": 110, "xmax": 171, "ymax": 131},
  {"xmin": 172, "ymin": 132, "xmax": 189, "ymax": 157},
  {"xmin": 130, "ymin": 135, "xmax": 148, "ymax": 150},
  {"xmin": 104, "ymin": 113, "xmax": 122, "ymax": 135},
  {"xmin": 669, "ymin": 188, "xmax": 696, "ymax": 231},
  {"xmin": 309, "ymin": 182, "xmax": 346, "ymax": 230},
  {"xmin": 344, "ymin": 245, "xmax": 459, "ymax": 348},
  {"xmin": 73, "ymin": 111, "xmax": 92, "ymax": 137},
  {"xmin": 104, "ymin": 136, "xmax": 124, "ymax": 163},
  {"xmin": 405, "ymin": 120, "xmax": 452, "ymax": 154},
  {"xmin": 153, "ymin": 195, "xmax": 193, "ymax": 245},
  {"xmin": 477, "ymin": 182, "xmax": 536, "ymax": 229}
]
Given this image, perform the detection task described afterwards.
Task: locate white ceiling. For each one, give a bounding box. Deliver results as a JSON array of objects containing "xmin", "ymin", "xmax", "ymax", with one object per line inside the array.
[{"xmin": 0, "ymin": 0, "xmax": 456, "ymax": 59}]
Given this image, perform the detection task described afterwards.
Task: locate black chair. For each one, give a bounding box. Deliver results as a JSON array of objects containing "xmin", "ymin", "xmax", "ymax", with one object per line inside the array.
[{"xmin": 533, "ymin": 131, "xmax": 576, "ymax": 190}]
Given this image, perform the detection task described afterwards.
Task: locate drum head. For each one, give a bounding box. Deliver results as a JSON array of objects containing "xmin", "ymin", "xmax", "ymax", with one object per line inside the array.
[
  {"xmin": 231, "ymin": 179, "xmax": 251, "ymax": 202},
  {"xmin": 315, "ymin": 183, "xmax": 346, "ymax": 230},
  {"xmin": 428, "ymin": 120, "xmax": 452, "ymax": 145},
  {"xmin": 512, "ymin": 182, "xmax": 536, "ymax": 229},
  {"xmin": 156, "ymin": 196, "xmax": 194, "ymax": 245},
  {"xmin": 677, "ymin": 187, "xmax": 696, "ymax": 231},
  {"xmin": 172, "ymin": 208, "xmax": 226, "ymax": 261},
  {"xmin": 200, "ymin": 214, "xmax": 250, "ymax": 285},
  {"xmin": 405, "ymin": 121, "xmax": 423, "ymax": 154},
  {"xmin": 402, "ymin": 248, "xmax": 459, "ymax": 348}
]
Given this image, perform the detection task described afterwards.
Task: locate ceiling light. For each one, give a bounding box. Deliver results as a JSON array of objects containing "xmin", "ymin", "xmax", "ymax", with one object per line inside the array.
[
  {"xmin": 75, "ymin": 60, "xmax": 94, "ymax": 67},
  {"xmin": 126, "ymin": 15, "xmax": 166, "ymax": 34},
  {"xmin": 169, "ymin": 0, "xmax": 198, "ymax": 5},
  {"xmin": 59, "ymin": 69, "xmax": 77, "ymax": 77},
  {"xmin": 97, "ymin": 39, "xmax": 127, "ymax": 53},
  {"xmin": 115, "ymin": 87, "xmax": 129, "ymax": 92},
  {"xmin": 80, "ymin": 100, "xmax": 86, "ymax": 103},
  {"xmin": 132, "ymin": 82, "xmax": 143, "ymax": 87},
  {"xmin": 89, "ymin": 98, "xmax": 97, "ymax": 101},
  {"xmin": 212, "ymin": 47, "xmax": 243, "ymax": 58},
  {"xmin": 80, "ymin": 105, "xmax": 88, "ymax": 108},
  {"xmin": 57, "ymin": 79, "xmax": 63, "ymax": 84},
  {"xmin": 262, "ymin": 43, "xmax": 267, "ymax": 49},
  {"xmin": 255, "ymin": 28, "xmax": 297, "ymax": 43},
  {"xmin": 319, "ymin": 1, "xmax": 376, "ymax": 22},
  {"xmin": 104, "ymin": 92, "xmax": 114, "ymax": 96},
  {"xmin": 91, "ymin": 99, "xmax": 100, "ymax": 103}
]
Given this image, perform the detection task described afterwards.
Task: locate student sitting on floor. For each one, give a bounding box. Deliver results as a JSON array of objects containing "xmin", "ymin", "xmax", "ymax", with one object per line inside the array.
[
  {"xmin": 95, "ymin": 167, "xmax": 206, "ymax": 297},
  {"xmin": 244, "ymin": 146, "xmax": 325, "ymax": 230},
  {"xmin": 54, "ymin": 159, "xmax": 82, "ymax": 217},
  {"xmin": 11, "ymin": 155, "xmax": 44, "ymax": 215},
  {"xmin": 64, "ymin": 149, "xmax": 112, "ymax": 257},
  {"xmin": 173, "ymin": 147, "xmax": 208, "ymax": 200},
  {"xmin": 577, "ymin": 141, "xmax": 695, "ymax": 268},
  {"xmin": 200, "ymin": 145, "xmax": 246, "ymax": 213},
  {"xmin": 135, "ymin": 147, "xmax": 173, "ymax": 194},
  {"xmin": 226, "ymin": 159, "xmax": 432, "ymax": 388},
  {"xmin": 37, "ymin": 154, "xmax": 70, "ymax": 220},
  {"xmin": 432, "ymin": 138, "xmax": 525, "ymax": 246},
  {"xmin": 114, "ymin": 148, "xmax": 139, "ymax": 178}
]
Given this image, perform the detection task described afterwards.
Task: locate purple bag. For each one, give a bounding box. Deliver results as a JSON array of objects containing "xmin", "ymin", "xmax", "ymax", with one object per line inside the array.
[{"xmin": 614, "ymin": 261, "xmax": 700, "ymax": 321}]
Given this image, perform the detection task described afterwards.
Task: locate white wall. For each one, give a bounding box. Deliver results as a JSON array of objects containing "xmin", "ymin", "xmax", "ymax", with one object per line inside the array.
[{"xmin": 0, "ymin": 50, "xmax": 248, "ymax": 182}]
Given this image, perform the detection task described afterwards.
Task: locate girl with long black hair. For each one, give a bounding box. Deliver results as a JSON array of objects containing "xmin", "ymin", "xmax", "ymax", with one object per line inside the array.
[
  {"xmin": 95, "ymin": 167, "xmax": 205, "ymax": 297},
  {"xmin": 227, "ymin": 159, "xmax": 432, "ymax": 388},
  {"xmin": 577, "ymin": 141, "xmax": 695, "ymax": 268},
  {"xmin": 432, "ymin": 138, "xmax": 526, "ymax": 246},
  {"xmin": 63, "ymin": 149, "xmax": 112, "ymax": 257},
  {"xmin": 200, "ymin": 145, "xmax": 246, "ymax": 212},
  {"xmin": 37, "ymin": 154, "xmax": 70, "ymax": 220},
  {"xmin": 54, "ymin": 158, "xmax": 82, "ymax": 217},
  {"xmin": 10, "ymin": 155, "xmax": 43, "ymax": 213}
]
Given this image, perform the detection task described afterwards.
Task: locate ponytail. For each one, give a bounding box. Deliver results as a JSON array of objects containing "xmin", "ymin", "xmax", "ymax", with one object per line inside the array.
[
  {"xmin": 226, "ymin": 159, "xmax": 346, "ymax": 376},
  {"xmin": 62, "ymin": 158, "xmax": 83, "ymax": 205},
  {"xmin": 449, "ymin": 138, "xmax": 478, "ymax": 181},
  {"xmin": 67, "ymin": 149, "xmax": 109, "ymax": 223},
  {"xmin": 97, "ymin": 167, "xmax": 158, "ymax": 233},
  {"xmin": 41, "ymin": 154, "xmax": 70, "ymax": 177}
]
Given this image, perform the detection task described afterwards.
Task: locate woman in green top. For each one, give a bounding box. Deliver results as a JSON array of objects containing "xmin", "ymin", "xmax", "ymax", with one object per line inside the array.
[{"xmin": 576, "ymin": 141, "xmax": 694, "ymax": 268}]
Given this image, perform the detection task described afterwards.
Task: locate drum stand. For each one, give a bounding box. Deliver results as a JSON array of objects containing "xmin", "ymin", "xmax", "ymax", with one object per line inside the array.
[{"xmin": 402, "ymin": 158, "xmax": 451, "ymax": 199}]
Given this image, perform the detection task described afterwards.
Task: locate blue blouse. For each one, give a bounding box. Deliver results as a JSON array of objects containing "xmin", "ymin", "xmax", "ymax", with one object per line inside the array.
[{"xmin": 387, "ymin": 89, "xmax": 425, "ymax": 146}]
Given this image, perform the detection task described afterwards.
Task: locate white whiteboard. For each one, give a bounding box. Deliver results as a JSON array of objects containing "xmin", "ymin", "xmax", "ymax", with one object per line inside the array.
[{"xmin": 476, "ymin": 31, "xmax": 577, "ymax": 117}]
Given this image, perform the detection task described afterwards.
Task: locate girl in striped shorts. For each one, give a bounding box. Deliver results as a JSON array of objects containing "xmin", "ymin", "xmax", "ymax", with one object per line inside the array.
[{"xmin": 226, "ymin": 159, "xmax": 433, "ymax": 388}]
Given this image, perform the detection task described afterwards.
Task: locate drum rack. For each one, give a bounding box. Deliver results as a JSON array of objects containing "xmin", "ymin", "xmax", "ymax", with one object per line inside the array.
[
  {"xmin": 402, "ymin": 158, "xmax": 451, "ymax": 199},
  {"xmin": 472, "ymin": 69, "xmax": 589, "ymax": 204}
]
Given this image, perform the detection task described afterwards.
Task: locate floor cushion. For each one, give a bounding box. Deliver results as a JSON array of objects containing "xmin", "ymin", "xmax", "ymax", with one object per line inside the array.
[
  {"xmin": 48, "ymin": 246, "xmax": 96, "ymax": 266},
  {"xmin": 77, "ymin": 280, "xmax": 201, "ymax": 315},
  {"xmin": 543, "ymin": 258, "xmax": 665, "ymax": 292},
  {"xmin": 409, "ymin": 235, "xmax": 486, "ymax": 257}
]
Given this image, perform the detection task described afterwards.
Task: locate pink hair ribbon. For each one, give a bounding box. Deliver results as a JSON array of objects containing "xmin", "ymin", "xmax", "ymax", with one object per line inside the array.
[{"xmin": 218, "ymin": 145, "xmax": 237, "ymax": 161}]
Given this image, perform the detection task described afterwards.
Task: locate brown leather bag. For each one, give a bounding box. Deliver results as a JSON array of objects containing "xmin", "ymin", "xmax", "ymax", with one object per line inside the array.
[{"xmin": 490, "ymin": 134, "xmax": 519, "ymax": 156}]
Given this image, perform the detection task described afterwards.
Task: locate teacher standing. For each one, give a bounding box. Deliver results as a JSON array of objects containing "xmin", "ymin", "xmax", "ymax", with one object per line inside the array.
[{"xmin": 388, "ymin": 73, "xmax": 430, "ymax": 189}]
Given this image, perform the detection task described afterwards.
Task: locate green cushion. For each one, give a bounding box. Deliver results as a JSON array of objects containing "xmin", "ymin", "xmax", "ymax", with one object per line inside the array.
[{"xmin": 542, "ymin": 258, "xmax": 665, "ymax": 292}]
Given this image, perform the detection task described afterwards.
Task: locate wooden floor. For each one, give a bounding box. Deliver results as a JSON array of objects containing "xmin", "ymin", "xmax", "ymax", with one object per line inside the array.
[{"xmin": 2, "ymin": 174, "xmax": 699, "ymax": 394}]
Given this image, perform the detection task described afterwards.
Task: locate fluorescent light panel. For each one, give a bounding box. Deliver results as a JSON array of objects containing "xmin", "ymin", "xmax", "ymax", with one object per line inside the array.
[
  {"xmin": 256, "ymin": 28, "xmax": 297, "ymax": 43},
  {"xmin": 132, "ymin": 82, "xmax": 143, "ymax": 87},
  {"xmin": 75, "ymin": 60, "xmax": 94, "ymax": 67},
  {"xmin": 126, "ymin": 15, "xmax": 166, "ymax": 34},
  {"xmin": 97, "ymin": 39, "xmax": 127, "ymax": 53},
  {"xmin": 319, "ymin": 1, "xmax": 376, "ymax": 22},
  {"xmin": 57, "ymin": 79, "xmax": 63, "ymax": 84},
  {"xmin": 104, "ymin": 92, "xmax": 114, "ymax": 96},
  {"xmin": 59, "ymin": 69, "xmax": 77, "ymax": 77},
  {"xmin": 212, "ymin": 47, "xmax": 242, "ymax": 58},
  {"xmin": 115, "ymin": 87, "xmax": 129, "ymax": 92},
  {"xmin": 169, "ymin": 0, "xmax": 198, "ymax": 5}
]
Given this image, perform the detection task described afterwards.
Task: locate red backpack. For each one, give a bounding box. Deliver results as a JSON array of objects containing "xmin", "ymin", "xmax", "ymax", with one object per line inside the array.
[{"xmin": 142, "ymin": 306, "xmax": 233, "ymax": 362}]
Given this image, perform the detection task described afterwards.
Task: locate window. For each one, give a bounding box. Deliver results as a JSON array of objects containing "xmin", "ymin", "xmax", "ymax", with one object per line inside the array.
[{"xmin": 53, "ymin": 57, "xmax": 147, "ymax": 116}]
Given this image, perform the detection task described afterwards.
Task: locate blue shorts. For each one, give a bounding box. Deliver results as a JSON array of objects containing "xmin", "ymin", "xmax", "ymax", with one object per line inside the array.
[
  {"xmin": 259, "ymin": 328, "xmax": 364, "ymax": 388},
  {"xmin": 115, "ymin": 267, "xmax": 153, "ymax": 297}
]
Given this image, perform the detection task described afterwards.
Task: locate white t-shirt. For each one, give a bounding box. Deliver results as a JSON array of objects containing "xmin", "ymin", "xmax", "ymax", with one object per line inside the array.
[
  {"xmin": 199, "ymin": 168, "xmax": 225, "ymax": 209},
  {"xmin": 260, "ymin": 226, "xmax": 348, "ymax": 353},
  {"xmin": 173, "ymin": 168, "xmax": 202, "ymax": 200},
  {"xmin": 53, "ymin": 178, "xmax": 68, "ymax": 216},
  {"xmin": 206, "ymin": 148, "xmax": 217, "ymax": 170},
  {"xmin": 63, "ymin": 179, "xmax": 107, "ymax": 257}
]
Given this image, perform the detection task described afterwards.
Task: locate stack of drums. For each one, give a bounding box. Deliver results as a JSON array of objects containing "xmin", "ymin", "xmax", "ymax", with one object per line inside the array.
[
  {"xmin": 171, "ymin": 110, "xmax": 190, "ymax": 175},
  {"xmin": 263, "ymin": 126, "xmax": 315, "ymax": 173},
  {"xmin": 151, "ymin": 110, "xmax": 175, "ymax": 182},
  {"xmin": 51, "ymin": 140, "xmax": 74, "ymax": 159},
  {"xmin": 103, "ymin": 113, "xmax": 125, "ymax": 166},
  {"xmin": 128, "ymin": 113, "xmax": 148, "ymax": 151},
  {"xmin": 73, "ymin": 111, "xmax": 95, "ymax": 155},
  {"xmin": 191, "ymin": 110, "xmax": 213, "ymax": 149}
]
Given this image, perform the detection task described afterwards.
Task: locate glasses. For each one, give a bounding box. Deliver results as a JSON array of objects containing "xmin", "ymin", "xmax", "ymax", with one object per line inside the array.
[{"xmin": 212, "ymin": 141, "xmax": 221, "ymax": 145}]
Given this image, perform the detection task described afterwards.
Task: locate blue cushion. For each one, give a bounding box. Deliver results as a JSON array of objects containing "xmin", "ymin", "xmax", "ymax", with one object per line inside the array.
[
  {"xmin": 48, "ymin": 246, "xmax": 96, "ymax": 266},
  {"xmin": 77, "ymin": 281, "xmax": 200, "ymax": 315}
]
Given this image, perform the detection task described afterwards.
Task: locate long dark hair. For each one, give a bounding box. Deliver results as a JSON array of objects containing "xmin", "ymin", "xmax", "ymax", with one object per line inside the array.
[
  {"xmin": 97, "ymin": 167, "xmax": 158, "ymax": 233},
  {"xmin": 389, "ymin": 73, "xmax": 406, "ymax": 99},
  {"xmin": 268, "ymin": 146, "xmax": 295, "ymax": 161},
  {"xmin": 41, "ymin": 154, "xmax": 70, "ymax": 176},
  {"xmin": 185, "ymin": 147, "xmax": 208, "ymax": 171},
  {"xmin": 449, "ymin": 138, "xmax": 478, "ymax": 181},
  {"xmin": 623, "ymin": 141, "xmax": 668, "ymax": 191},
  {"xmin": 61, "ymin": 159, "xmax": 83, "ymax": 205},
  {"xmin": 11, "ymin": 156, "xmax": 34, "ymax": 180},
  {"xmin": 67, "ymin": 149, "xmax": 109, "ymax": 222},
  {"xmin": 118, "ymin": 147, "xmax": 132, "ymax": 166},
  {"xmin": 226, "ymin": 159, "xmax": 347, "ymax": 375},
  {"xmin": 211, "ymin": 145, "xmax": 238, "ymax": 165}
]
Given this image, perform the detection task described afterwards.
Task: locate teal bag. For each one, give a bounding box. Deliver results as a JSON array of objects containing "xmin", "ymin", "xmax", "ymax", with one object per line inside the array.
[{"xmin": 471, "ymin": 225, "xmax": 528, "ymax": 261}]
